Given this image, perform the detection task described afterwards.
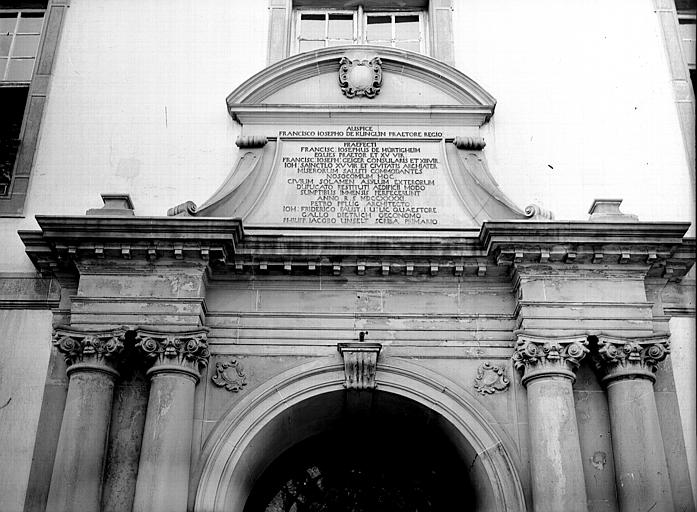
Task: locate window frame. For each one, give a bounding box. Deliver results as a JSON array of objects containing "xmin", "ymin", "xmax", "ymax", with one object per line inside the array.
[
  {"xmin": 268, "ymin": 0, "xmax": 454, "ymax": 66},
  {"xmin": 291, "ymin": 6, "xmax": 427, "ymax": 55},
  {"xmin": 0, "ymin": 0, "xmax": 68, "ymax": 216},
  {"xmin": 293, "ymin": 9, "xmax": 357, "ymax": 53},
  {"xmin": 0, "ymin": 8, "xmax": 46, "ymax": 84}
]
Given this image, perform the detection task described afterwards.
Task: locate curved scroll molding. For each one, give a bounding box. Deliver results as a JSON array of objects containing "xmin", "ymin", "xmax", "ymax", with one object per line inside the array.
[
  {"xmin": 194, "ymin": 142, "xmax": 278, "ymax": 218},
  {"xmin": 190, "ymin": 357, "xmax": 526, "ymax": 512},
  {"xmin": 445, "ymin": 144, "xmax": 534, "ymax": 223}
]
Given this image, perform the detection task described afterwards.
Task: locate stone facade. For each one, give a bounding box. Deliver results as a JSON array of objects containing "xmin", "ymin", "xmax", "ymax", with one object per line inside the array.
[{"xmin": 0, "ymin": 2, "xmax": 695, "ymax": 512}]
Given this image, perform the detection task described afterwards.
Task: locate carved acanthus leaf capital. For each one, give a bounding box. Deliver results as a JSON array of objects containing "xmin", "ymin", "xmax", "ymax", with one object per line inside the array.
[
  {"xmin": 512, "ymin": 334, "xmax": 589, "ymax": 385},
  {"xmin": 135, "ymin": 328, "xmax": 209, "ymax": 379},
  {"xmin": 593, "ymin": 335, "xmax": 670, "ymax": 383},
  {"xmin": 53, "ymin": 327, "xmax": 126, "ymax": 375},
  {"xmin": 338, "ymin": 343, "xmax": 382, "ymax": 390}
]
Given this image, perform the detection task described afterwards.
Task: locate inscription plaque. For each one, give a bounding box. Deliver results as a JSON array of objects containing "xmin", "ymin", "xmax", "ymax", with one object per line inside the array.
[{"xmin": 246, "ymin": 128, "xmax": 471, "ymax": 227}]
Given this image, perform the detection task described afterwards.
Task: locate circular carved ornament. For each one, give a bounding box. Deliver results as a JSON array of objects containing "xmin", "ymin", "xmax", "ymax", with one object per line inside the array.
[{"xmin": 338, "ymin": 56, "xmax": 383, "ymax": 98}]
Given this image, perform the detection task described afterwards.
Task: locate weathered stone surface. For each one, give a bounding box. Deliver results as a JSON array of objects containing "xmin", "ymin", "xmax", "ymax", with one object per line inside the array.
[
  {"xmin": 45, "ymin": 370, "xmax": 117, "ymax": 512},
  {"xmin": 101, "ymin": 365, "xmax": 149, "ymax": 512}
]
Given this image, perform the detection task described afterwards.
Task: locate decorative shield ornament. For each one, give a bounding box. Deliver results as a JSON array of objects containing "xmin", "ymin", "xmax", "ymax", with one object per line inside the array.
[
  {"xmin": 338, "ymin": 56, "xmax": 383, "ymax": 98},
  {"xmin": 212, "ymin": 359, "xmax": 248, "ymax": 392},
  {"xmin": 473, "ymin": 362, "xmax": 510, "ymax": 395}
]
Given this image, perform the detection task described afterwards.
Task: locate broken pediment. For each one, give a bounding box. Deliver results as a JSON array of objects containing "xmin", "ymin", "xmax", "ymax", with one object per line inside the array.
[{"xmin": 170, "ymin": 47, "xmax": 552, "ymax": 228}]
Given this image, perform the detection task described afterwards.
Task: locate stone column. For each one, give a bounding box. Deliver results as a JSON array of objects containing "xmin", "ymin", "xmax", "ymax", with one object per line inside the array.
[
  {"xmin": 46, "ymin": 327, "xmax": 125, "ymax": 512},
  {"xmin": 131, "ymin": 328, "xmax": 209, "ymax": 512},
  {"xmin": 512, "ymin": 334, "xmax": 589, "ymax": 512},
  {"xmin": 593, "ymin": 335, "xmax": 674, "ymax": 512}
]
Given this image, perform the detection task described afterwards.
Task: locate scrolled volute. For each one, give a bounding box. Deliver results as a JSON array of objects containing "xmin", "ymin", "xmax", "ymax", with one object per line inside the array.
[
  {"xmin": 594, "ymin": 335, "xmax": 670, "ymax": 383},
  {"xmin": 135, "ymin": 328, "xmax": 209, "ymax": 376},
  {"xmin": 512, "ymin": 334, "xmax": 589, "ymax": 385},
  {"xmin": 52, "ymin": 327, "xmax": 126, "ymax": 372}
]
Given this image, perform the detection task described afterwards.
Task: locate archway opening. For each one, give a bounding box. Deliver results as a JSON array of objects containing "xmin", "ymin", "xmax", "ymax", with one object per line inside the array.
[{"xmin": 243, "ymin": 390, "xmax": 477, "ymax": 512}]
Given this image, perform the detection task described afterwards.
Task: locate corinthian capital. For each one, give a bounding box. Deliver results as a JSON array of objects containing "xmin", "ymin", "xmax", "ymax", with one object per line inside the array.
[
  {"xmin": 53, "ymin": 327, "xmax": 126, "ymax": 376},
  {"xmin": 512, "ymin": 334, "xmax": 589, "ymax": 385},
  {"xmin": 593, "ymin": 335, "xmax": 670, "ymax": 384},
  {"xmin": 135, "ymin": 328, "xmax": 209, "ymax": 379}
]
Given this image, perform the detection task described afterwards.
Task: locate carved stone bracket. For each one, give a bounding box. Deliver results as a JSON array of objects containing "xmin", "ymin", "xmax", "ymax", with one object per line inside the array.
[
  {"xmin": 512, "ymin": 334, "xmax": 589, "ymax": 385},
  {"xmin": 211, "ymin": 358, "xmax": 248, "ymax": 392},
  {"xmin": 338, "ymin": 56, "xmax": 382, "ymax": 98},
  {"xmin": 474, "ymin": 362, "xmax": 510, "ymax": 395},
  {"xmin": 593, "ymin": 335, "xmax": 670, "ymax": 384},
  {"xmin": 337, "ymin": 342, "xmax": 382, "ymax": 390},
  {"xmin": 135, "ymin": 328, "xmax": 209, "ymax": 380},
  {"xmin": 53, "ymin": 327, "xmax": 126, "ymax": 376}
]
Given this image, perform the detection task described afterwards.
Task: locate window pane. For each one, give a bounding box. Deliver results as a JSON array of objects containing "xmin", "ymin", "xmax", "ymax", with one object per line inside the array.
[
  {"xmin": 0, "ymin": 14, "xmax": 17, "ymax": 35},
  {"xmin": 6, "ymin": 58, "xmax": 33, "ymax": 80},
  {"xmin": 395, "ymin": 40, "xmax": 421, "ymax": 53},
  {"xmin": 0, "ymin": 35, "xmax": 11, "ymax": 56},
  {"xmin": 366, "ymin": 15, "xmax": 391, "ymax": 41},
  {"xmin": 300, "ymin": 14, "xmax": 325, "ymax": 40},
  {"xmin": 17, "ymin": 13, "xmax": 44, "ymax": 33},
  {"xmin": 298, "ymin": 39, "xmax": 324, "ymax": 53},
  {"xmin": 0, "ymin": 58, "xmax": 6, "ymax": 79},
  {"xmin": 395, "ymin": 15, "xmax": 419, "ymax": 40},
  {"xmin": 327, "ymin": 14, "xmax": 352, "ymax": 40},
  {"xmin": 12, "ymin": 34, "xmax": 40, "ymax": 57}
]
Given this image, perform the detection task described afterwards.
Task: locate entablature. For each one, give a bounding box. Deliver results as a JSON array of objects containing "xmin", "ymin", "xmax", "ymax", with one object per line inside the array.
[{"xmin": 19, "ymin": 216, "xmax": 694, "ymax": 282}]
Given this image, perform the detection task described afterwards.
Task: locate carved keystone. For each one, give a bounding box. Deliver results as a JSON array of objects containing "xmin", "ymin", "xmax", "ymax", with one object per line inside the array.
[
  {"xmin": 592, "ymin": 335, "xmax": 670, "ymax": 384},
  {"xmin": 337, "ymin": 342, "xmax": 382, "ymax": 390}
]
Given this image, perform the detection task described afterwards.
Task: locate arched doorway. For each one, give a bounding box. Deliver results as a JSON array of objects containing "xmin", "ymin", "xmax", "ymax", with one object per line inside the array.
[
  {"xmin": 244, "ymin": 391, "xmax": 475, "ymax": 512},
  {"xmin": 191, "ymin": 358, "xmax": 527, "ymax": 512}
]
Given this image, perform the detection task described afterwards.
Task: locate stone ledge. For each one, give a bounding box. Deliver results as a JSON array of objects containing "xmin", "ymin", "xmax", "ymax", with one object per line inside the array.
[{"xmin": 0, "ymin": 273, "xmax": 60, "ymax": 309}]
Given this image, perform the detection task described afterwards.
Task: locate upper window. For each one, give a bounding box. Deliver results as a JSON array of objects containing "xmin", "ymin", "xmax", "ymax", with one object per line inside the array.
[
  {"xmin": 293, "ymin": 7, "xmax": 425, "ymax": 55},
  {"xmin": 0, "ymin": 9, "xmax": 44, "ymax": 82}
]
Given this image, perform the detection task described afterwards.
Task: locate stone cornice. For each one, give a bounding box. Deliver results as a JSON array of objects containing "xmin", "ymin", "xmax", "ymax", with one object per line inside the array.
[
  {"xmin": 481, "ymin": 222, "xmax": 694, "ymax": 280},
  {"xmin": 592, "ymin": 335, "xmax": 671, "ymax": 384},
  {"xmin": 18, "ymin": 217, "xmax": 694, "ymax": 280},
  {"xmin": 135, "ymin": 328, "xmax": 210, "ymax": 381},
  {"xmin": 53, "ymin": 326, "xmax": 126, "ymax": 377},
  {"xmin": 19, "ymin": 216, "xmax": 243, "ymax": 276},
  {"xmin": 512, "ymin": 333, "xmax": 590, "ymax": 385}
]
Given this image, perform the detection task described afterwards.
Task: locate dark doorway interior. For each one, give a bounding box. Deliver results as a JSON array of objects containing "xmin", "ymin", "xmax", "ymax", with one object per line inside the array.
[{"xmin": 244, "ymin": 391, "xmax": 476, "ymax": 512}]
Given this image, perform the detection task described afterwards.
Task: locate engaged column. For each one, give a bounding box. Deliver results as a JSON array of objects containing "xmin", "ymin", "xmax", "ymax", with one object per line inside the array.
[
  {"xmin": 132, "ymin": 328, "xmax": 209, "ymax": 512},
  {"xmin": 512, "ymin": 334, "xmax": 589, "ymax": 512},
  {"xmin": 593, "ymin": 335, "xmax": 674, "ymax": 512},
  {"xmin": 46, "ymin": 327, "xmax": 125, "ymax": 512}
]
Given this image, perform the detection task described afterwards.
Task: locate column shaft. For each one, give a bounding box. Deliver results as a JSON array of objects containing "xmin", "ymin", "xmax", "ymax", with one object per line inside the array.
[
  {"xmin": 513, "ymin": 334, "xmax": 590, "ymax": 512},
  {"xmin": 131, "ymin": 328, "xmax": 209, "ymax": 512},
  {"xmin": 46, "ymin": 370, "xmax": 116, "ymax": 512},
  {"xmin": 594, "ymin": 335, "xmax": 674, "ymax": 512},
  {"xmin": 526, "ymin": 376, "xmax": 588, "ymax": 512},
  {"xmin": 132, "ymin": 372, "xmax": 197, "ymax": 512},
  {"xmin": 606, "ymin": 378, "xmax": 674, "ymax": 512}
]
